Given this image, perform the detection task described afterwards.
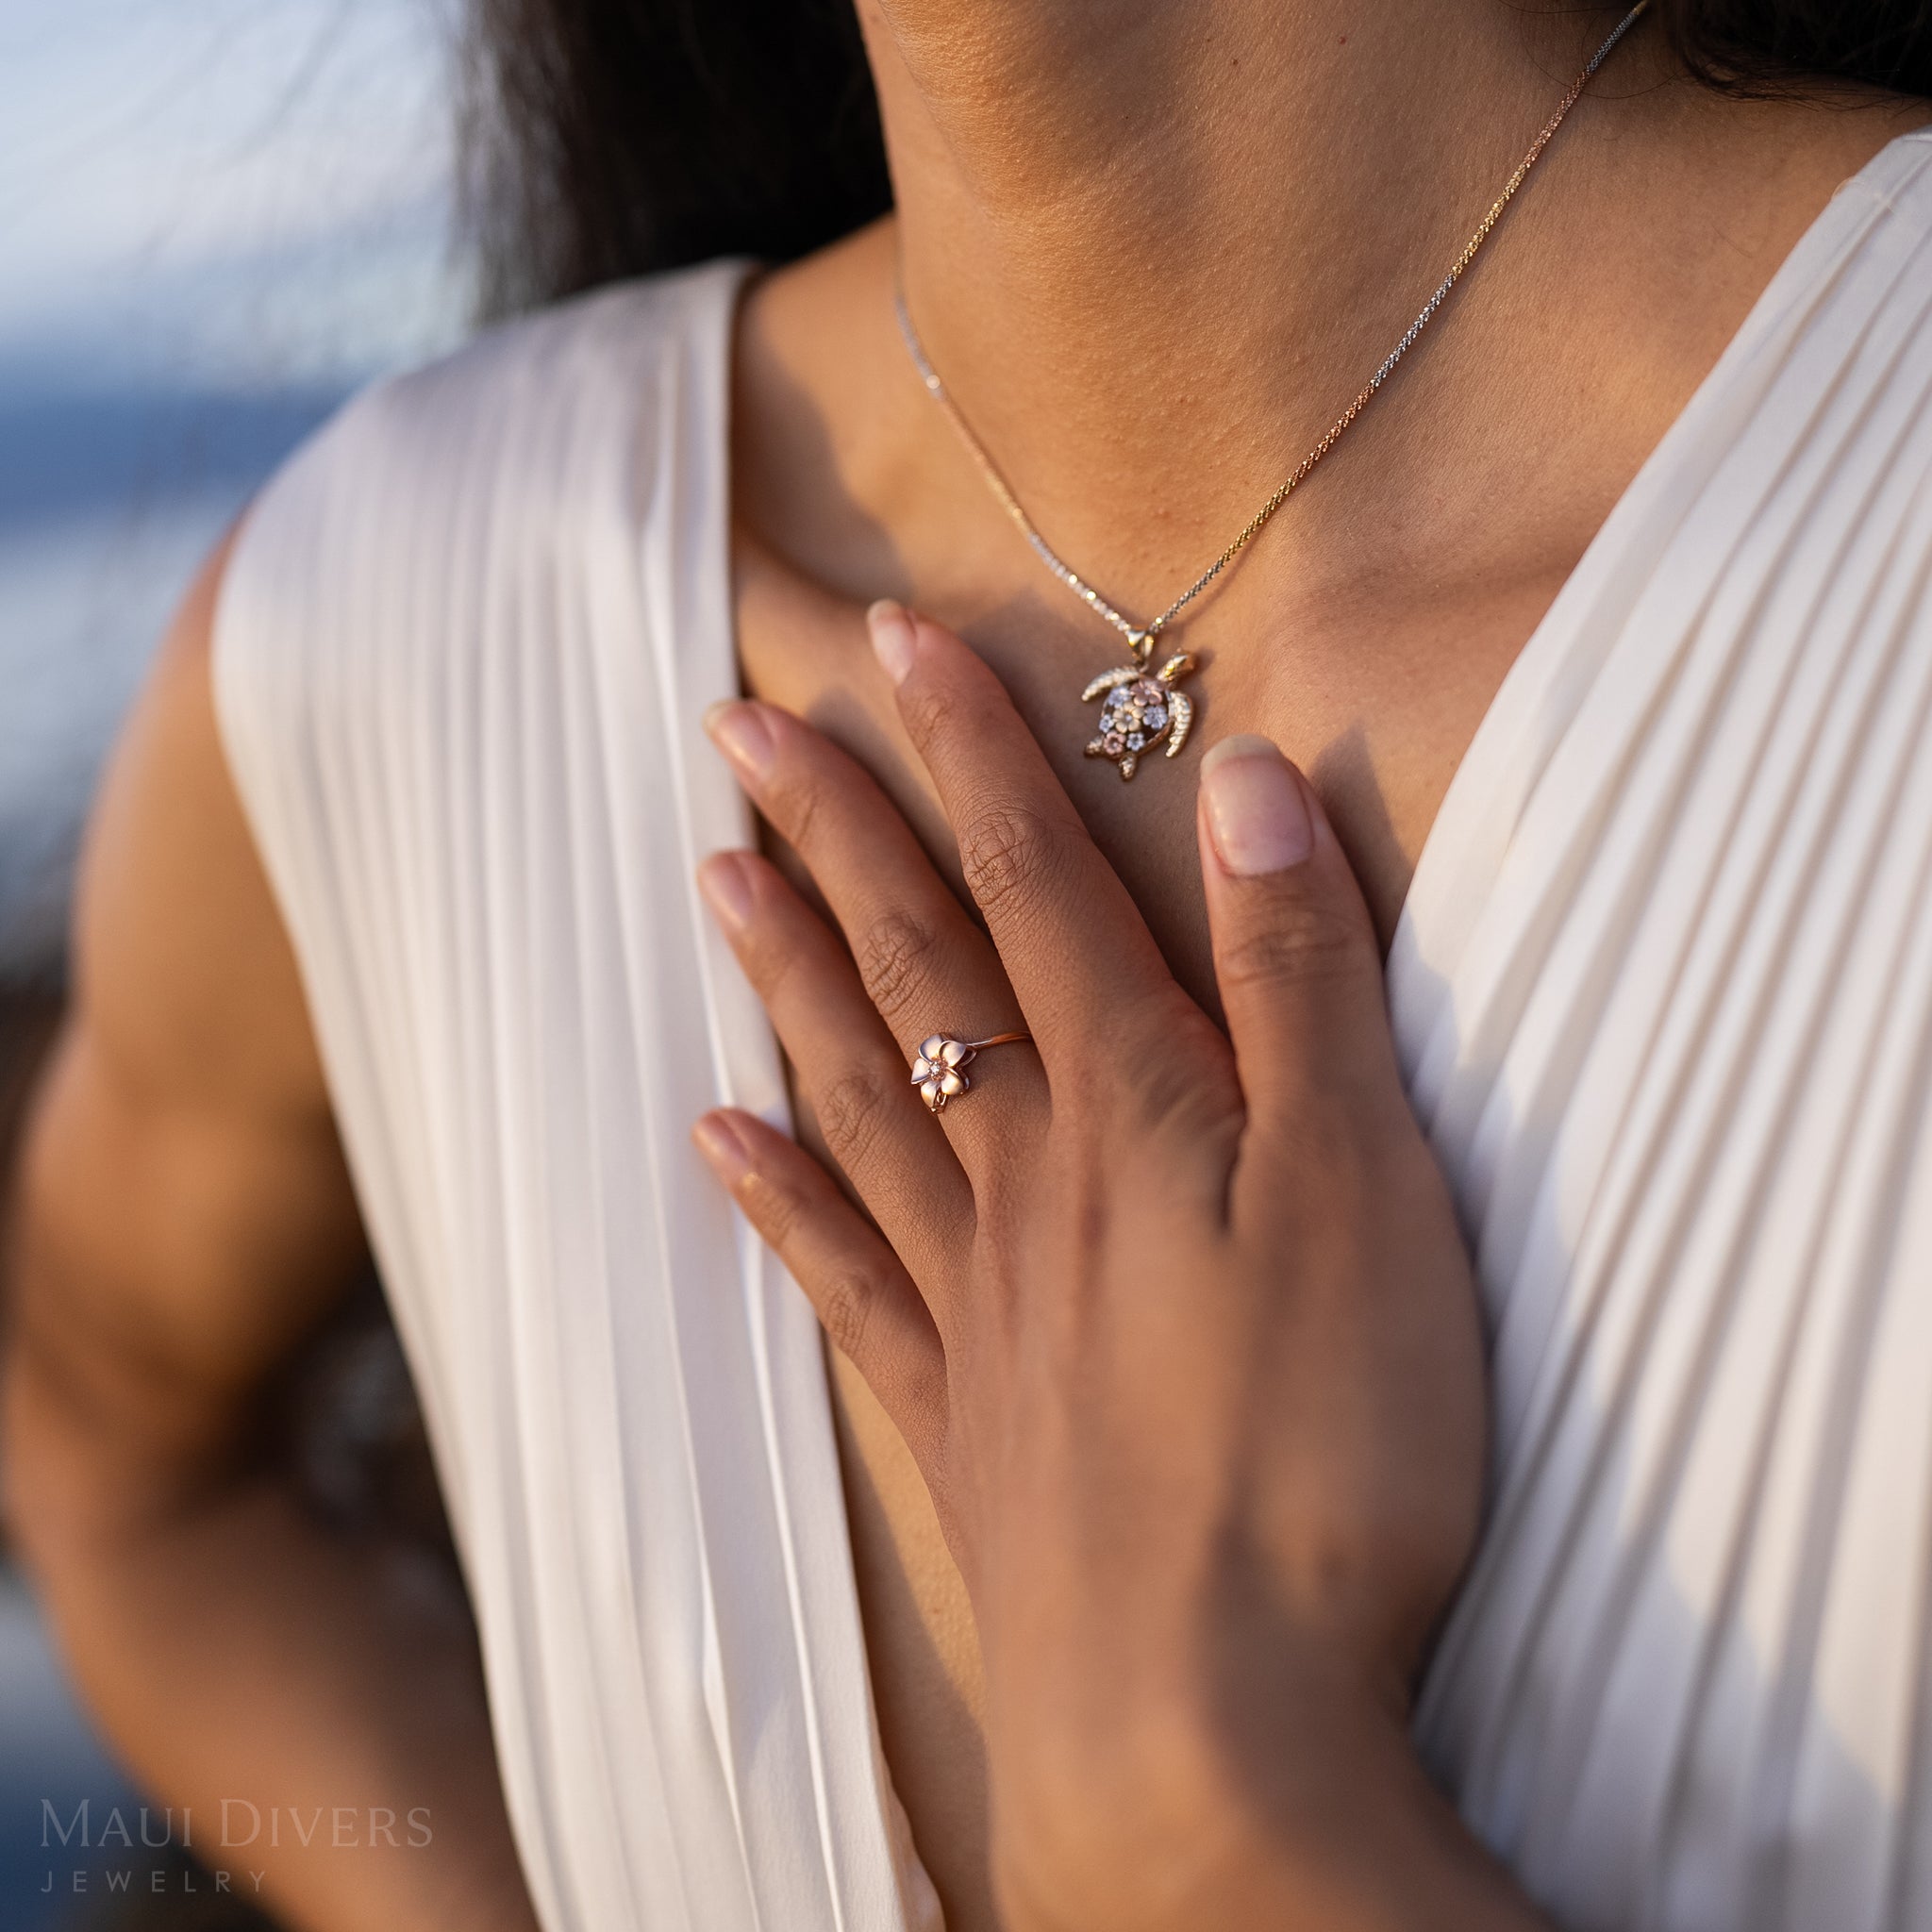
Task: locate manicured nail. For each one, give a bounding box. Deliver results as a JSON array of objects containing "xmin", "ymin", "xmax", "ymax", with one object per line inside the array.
[
  {"xmin": 696, "ymin": 852, "xmax": 756, "ymax": 931},
  {"xmin": 704, "ymin": 699, "xmax": 775, "ymax": 781},
  {"xmin": 1200, "ymin": 736, "xmax": 1314, "ymax": 875},
  {"xmin": 692, "ymin": 1111, "xmax": 754, "ymax": 1184},
  {"xmin": 868, "ymin": 599, "xmax": 919, "ymax": 686}
]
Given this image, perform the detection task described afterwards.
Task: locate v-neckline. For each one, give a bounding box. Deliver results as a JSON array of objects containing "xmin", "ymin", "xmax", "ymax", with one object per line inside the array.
[
  {"xmin": 1385, "ymin": 127, "xmax": 1932, "ymax": 1011},
  {"xmin": 659, "ymin": 125, "xmax": 1932, "ymax": 1932},
  {"xmin": 694, "ymin": 130, "xmax": 1932, "ymax": 1009}
]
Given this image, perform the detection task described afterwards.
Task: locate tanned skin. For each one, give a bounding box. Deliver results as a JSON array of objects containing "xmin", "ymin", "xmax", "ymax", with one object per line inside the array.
[
  {"xmin": 3, "ymin": 541, "xmax": 540, "ymax": 1931},
  {"xmin": 730, "ymin": 13, "xmax": 1918, "ymax": 1922},
  {"xmin": 4, "ymin": 2, "xmax": 1923, "ymax": 1926}
]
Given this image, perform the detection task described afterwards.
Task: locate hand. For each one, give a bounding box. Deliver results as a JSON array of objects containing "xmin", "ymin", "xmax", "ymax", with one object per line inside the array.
[{"xmin": 692, "ymin": 603, "xmax": 1531, "ymax": 1929}]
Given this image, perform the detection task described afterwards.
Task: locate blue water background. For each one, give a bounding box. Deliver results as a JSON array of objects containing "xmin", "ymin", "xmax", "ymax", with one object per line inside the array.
[
  {"xmin": 0, "ymin": 2, "xmax": 467, "ymax": 1923},
  {"xmin": 0, "ymin": 0, "xmax": 467, "ymax": 980}
]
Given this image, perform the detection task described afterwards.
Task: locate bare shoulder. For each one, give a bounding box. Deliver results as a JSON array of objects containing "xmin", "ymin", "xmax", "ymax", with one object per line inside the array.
[
  {"xmin": 72, "ymin": 525, "xmax": 331, "ymax": 1128},
  {"xmin": 37, "ymin": 519, "xmax": 362, "ymax": 1348},
  {"xmin": 4, "ymin": 529, "xmax": 366, "ymax": 1557}
]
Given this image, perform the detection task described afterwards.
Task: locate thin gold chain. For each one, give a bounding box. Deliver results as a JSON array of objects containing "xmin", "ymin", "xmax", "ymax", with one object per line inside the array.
[{"xmin": 895, "ymin": 1, "xmax": 1648, "ymax": 660}]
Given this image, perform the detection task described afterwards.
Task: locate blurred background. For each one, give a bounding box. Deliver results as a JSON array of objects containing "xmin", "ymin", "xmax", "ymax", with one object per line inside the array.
[{"xmin": 0, "ymin": 0, "xmax": 471, "ymax": 1923}]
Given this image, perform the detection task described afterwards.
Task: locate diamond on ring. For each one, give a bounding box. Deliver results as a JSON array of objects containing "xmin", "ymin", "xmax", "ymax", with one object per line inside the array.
[
  {"xmin": 909, "ymin": 1030, "xmax": 1031, "ymax": 1114},
  {"xmin": 911, "ymin": 1035, "xmax": 974, "ymax": 1112}
]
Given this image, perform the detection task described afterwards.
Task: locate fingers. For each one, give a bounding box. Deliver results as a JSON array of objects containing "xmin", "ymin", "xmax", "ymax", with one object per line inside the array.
[
  {"xmin": 704, "ymin": 695, "xmax": 1046, "ymax": 1161},
  {"xmin": 692, "ymin": 1108, "xmax": 946, "ymax": 1466},
  {"xmin": 1195, "ymin": 736, "xmax": 1405, "ymax": 1149},
  {"xmin": 866, "ymin": 601, "xmax": 1193, "ymax": 1071},
  {"xmin": 696, "ymin": 849, "xmax": 974, "ymax": 1262}
]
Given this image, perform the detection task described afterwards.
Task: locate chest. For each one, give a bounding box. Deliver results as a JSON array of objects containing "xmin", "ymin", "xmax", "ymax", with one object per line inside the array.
[
  {"xmin": 730, "ymin": 530, "xmax": 1573, "ymax": 978},
  {"xmin": 716, "ymin": 440, "xmax": 1932, "ymax": 1932},
  {"xmin": 724, "ymin": 524, "xmax": 1582, "ymax": 1932}
]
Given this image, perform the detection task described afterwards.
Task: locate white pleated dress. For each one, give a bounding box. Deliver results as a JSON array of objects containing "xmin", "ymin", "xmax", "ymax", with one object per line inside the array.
[{"xmin": 213, "ymin": 129, "xmax": 1932, "ymax": 1932}]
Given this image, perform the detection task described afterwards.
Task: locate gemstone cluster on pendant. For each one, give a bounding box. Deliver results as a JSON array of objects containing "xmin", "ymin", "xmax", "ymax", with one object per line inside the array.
[
  {"xmin": 1081, "ymin": 651, "xmax": 1196, "ymax": 780},
  {"xmin": 1098, "ymin": 677, "xmax": 1170, "ymax": 758}
]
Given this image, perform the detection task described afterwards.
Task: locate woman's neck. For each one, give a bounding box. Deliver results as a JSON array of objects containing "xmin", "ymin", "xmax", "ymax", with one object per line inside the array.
[{"xmin": 863, "ymin": 0, "xmax": 1655, "ymax": 584}]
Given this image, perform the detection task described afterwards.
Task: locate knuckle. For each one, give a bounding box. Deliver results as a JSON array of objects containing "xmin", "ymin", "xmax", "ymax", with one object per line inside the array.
[
  {"xmin": 1241, "ymin": 1091, "xmax": 1414, "ymax": 1221},
  {"xmin": 1121, "ymin": 1041, "xmax": 1244, "ymax": 1148},
  {"xmin": 817, "ymin": 1275, "xmax": 874, "ymax": 1361},
  {"xmin": 812, "ymin": 1063, "xmax": 895, "ymax": 1174},
  {"xmin": 742, "ymin": 1165, "xmax": 808, "ymax": 1249},
  {"xmin": 735, "ymin": 917, "xmax": 804, "ymax": 999},
  {"xmin": 899, "ymin": 676, "xmax": 971, "ymax": 753},
  {"xmin": 759, "ymin": 759, "xmax": 824, "ymax": 857},
  {"xmin": 1215, "ymin": 896, "xmax": 1368, "ymax": 999},
  {"xmin": 853, "ymin": 907, "xmax": 941, "ymax": 1020},
  {"xmin": 958, "ymin": 802, "xmax": 1073, "ymax": 923}
]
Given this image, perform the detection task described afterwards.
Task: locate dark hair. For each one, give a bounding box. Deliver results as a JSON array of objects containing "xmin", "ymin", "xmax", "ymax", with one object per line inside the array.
[
  {"xmin": 462, "ymin": 0, "xmax": 891, "ymax": 314},
  {"xmin": 462, "ymin": 1, "xmax": 1932, "ymax": 315}
]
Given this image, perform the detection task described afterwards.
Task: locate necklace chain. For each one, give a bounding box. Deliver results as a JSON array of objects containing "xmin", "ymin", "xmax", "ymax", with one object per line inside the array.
[{"xmin": 895, "ymin": 1, "xmax": 1648, "ymax": 660}]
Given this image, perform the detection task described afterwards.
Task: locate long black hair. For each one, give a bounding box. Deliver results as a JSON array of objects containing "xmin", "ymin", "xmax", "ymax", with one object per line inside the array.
[{"xmin": 462, "ymin": 0, "xmax": 1932, "ymax": 315}]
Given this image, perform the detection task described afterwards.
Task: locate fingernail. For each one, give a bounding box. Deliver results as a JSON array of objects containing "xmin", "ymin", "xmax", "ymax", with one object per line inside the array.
[
  {"xmin": 692, "ymin": 1111, "xmax": 754, "ymax": 1184},
  {"xmin": 705, "ymin": 699, "xmax": 775, "ymax": 781},
  {"xmin": 1201, "ymin": 736, "xmax": 1314, "ymax": 875},
  {"xmin": 696, "ymin": 852, "xmax": 756, "ymax": 931},
  {"xmin": 867, "ymin": 599, "xmax": 919, "ymax": 686}
]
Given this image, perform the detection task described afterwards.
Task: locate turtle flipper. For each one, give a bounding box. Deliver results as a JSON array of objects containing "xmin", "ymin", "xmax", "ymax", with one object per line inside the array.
[
  {"xmin": 1084, "ymin": 736, "xmax": 1112, "ymax": 758},
  {"xmin": 1119, "ymin": 754, "xmax": 1140, "ymax": 780},
  {"xmin": 1081, "ymin": 664, "xmax": 1141, "ymax": 704},
  {"xmin": 1164, "ymin": 690, "xmax": 1194, "ymax": 758}
]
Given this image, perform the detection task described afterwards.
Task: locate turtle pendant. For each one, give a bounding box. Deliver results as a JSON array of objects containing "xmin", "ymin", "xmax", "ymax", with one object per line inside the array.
[{"xmin": 1081, "ymin": 647, "xmax": 1197, "ymax": 780}]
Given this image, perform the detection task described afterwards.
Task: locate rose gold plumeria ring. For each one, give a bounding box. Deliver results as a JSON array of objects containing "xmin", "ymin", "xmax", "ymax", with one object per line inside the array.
[{"xmin": 911, "ymin": 1032, "xmax": 1031, "ymax": 1114}]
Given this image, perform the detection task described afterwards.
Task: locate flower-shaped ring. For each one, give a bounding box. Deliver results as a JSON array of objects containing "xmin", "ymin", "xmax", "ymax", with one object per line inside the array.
[{"xmin": 910, "ymin": 1030, "xmax": 1031, "ymax": 1114}]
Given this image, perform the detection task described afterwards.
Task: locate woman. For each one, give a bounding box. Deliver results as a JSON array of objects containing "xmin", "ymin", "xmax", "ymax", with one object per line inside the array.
[{"xmin": 7, "ymin": 1, "xmax": 1932, "ymax": 1926}]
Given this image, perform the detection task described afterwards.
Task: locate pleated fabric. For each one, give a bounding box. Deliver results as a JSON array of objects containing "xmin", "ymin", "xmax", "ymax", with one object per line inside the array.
[
  {"xmin": 213, "ymin": 264, "xmax": 934, "ymax": 1932},
  {"xmin": 210, "ymin": 129, "xmax": 1932, "ymax": 1931},
  {"xmin": 1394, "ymin": 129, "xmax": 1932, "ymax": 1930}
]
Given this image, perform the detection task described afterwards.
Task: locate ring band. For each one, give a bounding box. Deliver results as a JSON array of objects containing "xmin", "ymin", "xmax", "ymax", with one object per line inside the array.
[{"xmin": 911, "ymin": 1031, "xmax": 1030, "ymax": 1114}]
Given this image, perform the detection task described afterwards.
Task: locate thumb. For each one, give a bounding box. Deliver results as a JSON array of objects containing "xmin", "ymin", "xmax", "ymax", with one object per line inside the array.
[{"xmin": 1195, "ymin": 735, "xmax": 1401, "ymax": 1144}]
